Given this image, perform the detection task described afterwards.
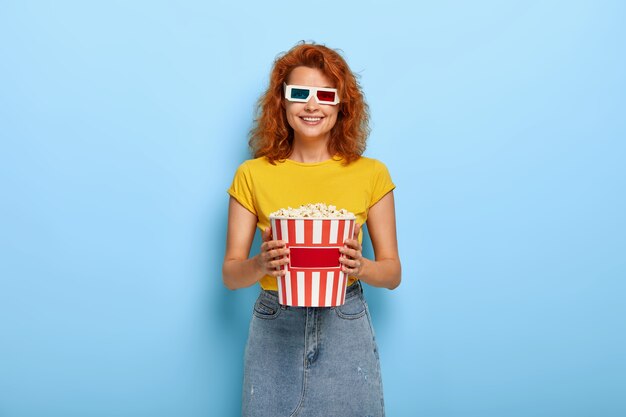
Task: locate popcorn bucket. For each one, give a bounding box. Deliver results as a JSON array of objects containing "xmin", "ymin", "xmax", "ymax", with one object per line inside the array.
[{"xmin": 269, "ymin": 216, "xmax": 356, "ymax": 307}]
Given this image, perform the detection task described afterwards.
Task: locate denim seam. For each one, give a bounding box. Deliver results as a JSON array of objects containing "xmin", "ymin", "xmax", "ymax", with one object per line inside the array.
[
  {"xmin": 289, "ymin": 312, "xmax": 309, "ymax": 417},
  {"xmin": 335, "ymin": 307, "xmax": 367, "ymax": 320},
  {"xmin": 335, "ymin": 292, "xmax": 367, "ymax": 319},
  {"xmin": 252, "ymin": 303, "xmax": 282, "ymax": 320},
  {"xmin": 365, "ymin": 307, "xmax": 385, "ymax": 416}
]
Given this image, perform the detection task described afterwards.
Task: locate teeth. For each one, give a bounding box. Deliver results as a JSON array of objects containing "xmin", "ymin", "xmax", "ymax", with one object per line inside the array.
[{"xmin": 302, "ymin": 117, "xmax": 321, "ymax": 122}]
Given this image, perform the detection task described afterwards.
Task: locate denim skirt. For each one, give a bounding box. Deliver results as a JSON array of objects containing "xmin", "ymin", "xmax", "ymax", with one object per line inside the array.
[{"xmin": 242, "ymin": 280, "xmax": 385, "ymax": 417}]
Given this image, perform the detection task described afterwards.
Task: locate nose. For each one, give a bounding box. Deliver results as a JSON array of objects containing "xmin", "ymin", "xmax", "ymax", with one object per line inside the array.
[{"xmin": 304, "ymin": 95, "xmax": 319, "ymax": 111}]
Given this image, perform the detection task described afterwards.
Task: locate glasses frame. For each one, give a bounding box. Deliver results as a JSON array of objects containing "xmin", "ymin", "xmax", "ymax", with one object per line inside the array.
[{"xmin": 283, "ymin": 83, "xmax": 340, "ymax": 105}]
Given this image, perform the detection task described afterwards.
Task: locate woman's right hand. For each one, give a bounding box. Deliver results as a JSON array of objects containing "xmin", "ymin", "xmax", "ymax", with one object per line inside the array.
[{"xmin": 255, "ymin": 227, "xmax": 290, "ymax": 277}]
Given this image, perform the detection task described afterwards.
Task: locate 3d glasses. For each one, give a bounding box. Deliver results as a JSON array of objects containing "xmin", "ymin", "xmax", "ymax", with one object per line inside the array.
[{"xmin": 283, "ymin": 83, "xmax": 340, "ymax": 105}]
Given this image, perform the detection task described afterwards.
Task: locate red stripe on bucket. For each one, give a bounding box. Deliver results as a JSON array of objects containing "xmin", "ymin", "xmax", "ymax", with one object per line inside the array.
[
  {"xmin": 304, "ymin": 220, "xmax": 313, "ymax": 245},
  {"xmin": 331, "ymin": 271, "xmax": 339, "ymax": 305},
  {"xmin": 319, "ymin": 272, "xmax": 328, "ymax": 306},
  {"xmin": 337, "ymin": 220, "xmax": 346, "ymax": 245},
  {"xmin": 288, "ymin": 220, "xmax": 296, "ymax": 246},
  {"xmin": 280, "ymin": 275, "xmax": 286, "ymax": 304},
  {"xmin": 291, "ymin": 274, "xmax": 298, "ymax": 306},
  {"xmin": 274, "ymin": 219, "xmax": 282, "ymax": 241},
  {"xmin": 322, "ymin": 220, "xmax": 331, "ymax": 245},
  {"xmin": 276, "ymin": 219, "xmax": 286, "ymax": 304}
]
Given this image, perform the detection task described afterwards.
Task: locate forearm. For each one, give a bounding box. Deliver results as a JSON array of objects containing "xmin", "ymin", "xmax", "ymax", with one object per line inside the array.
[
  {"xmin": 357, "ymin": 257, "xmax": 401, "ymax": 290},
  {"xmin": 222, "ymin": 255, "xmax": 264, "ymax": 290}
]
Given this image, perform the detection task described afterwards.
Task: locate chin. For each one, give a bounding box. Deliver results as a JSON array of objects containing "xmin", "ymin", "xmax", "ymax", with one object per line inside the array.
[{"xmin": 299, "ymin": 130, "xmax": 330, "ymax": 139}]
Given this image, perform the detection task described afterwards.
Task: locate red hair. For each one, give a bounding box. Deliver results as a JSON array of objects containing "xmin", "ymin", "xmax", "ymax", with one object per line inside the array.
[{"xmin": 249, "ymin": 42, "xmax": 370, "ymax": 165}]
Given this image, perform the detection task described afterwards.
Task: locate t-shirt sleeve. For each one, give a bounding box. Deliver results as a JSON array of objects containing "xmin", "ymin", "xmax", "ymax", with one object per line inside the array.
[
  {"xmin": 370, "ymin": 159, "xmax": 396, "ymax": 207},
  {"xmin": 227, "ymin": 162, "xmax": 257, "ymax": 216}
]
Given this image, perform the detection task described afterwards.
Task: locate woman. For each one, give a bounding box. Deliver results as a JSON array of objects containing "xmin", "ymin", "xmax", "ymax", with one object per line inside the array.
[{"xmin": 223, "ymin": 42, "xmax": 401, "ymax": 417}]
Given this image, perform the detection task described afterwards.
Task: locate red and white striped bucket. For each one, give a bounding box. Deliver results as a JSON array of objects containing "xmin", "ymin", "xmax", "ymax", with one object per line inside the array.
[{"xmin": 269, "ymin": 216, "xmax": 356, "ymax": 307}]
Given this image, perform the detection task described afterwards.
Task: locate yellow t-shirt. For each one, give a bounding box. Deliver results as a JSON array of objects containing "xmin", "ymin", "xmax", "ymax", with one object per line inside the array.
[{"xmin": 227, "ymin": 155, "xmax": 395, "ymax": 290}]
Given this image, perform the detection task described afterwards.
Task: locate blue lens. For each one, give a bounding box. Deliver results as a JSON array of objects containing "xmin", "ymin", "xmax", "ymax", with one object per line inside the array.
[{"xmin": 290, "ymin": 88, "xmax": 310, "ymax": 100}]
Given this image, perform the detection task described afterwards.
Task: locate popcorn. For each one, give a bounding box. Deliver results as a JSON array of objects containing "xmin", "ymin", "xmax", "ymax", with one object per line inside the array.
[{"xmin": 270, "ymin": 203, "xmax": 355, "ymax": 219}]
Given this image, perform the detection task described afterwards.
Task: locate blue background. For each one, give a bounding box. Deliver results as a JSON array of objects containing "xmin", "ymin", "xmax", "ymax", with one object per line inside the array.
[{"xmin": 1, "ymin": 1, "xmax": 625, "ymax": 416}]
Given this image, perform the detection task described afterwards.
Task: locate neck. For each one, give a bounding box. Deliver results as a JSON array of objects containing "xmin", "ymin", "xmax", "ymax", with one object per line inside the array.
[{"xmin": 289, "ymin": 135, "xmax": 332, "ymax": 163}]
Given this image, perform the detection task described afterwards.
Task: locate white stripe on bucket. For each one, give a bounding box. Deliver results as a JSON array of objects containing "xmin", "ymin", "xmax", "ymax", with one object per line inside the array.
[
  {"xmin": 336, "ymin": 272, "xmax": 344, "ymax": 306},
  {"xmin": 329, "ymin": 220, "xmax": 338, "ymax": 244},
  {"xmin": 312, "ymin": 219, "xmax": 322, "ymax": 244},
  {"xmin": 280, "ymin": 219, "xmax": 288, "ymax": 243},
  {"xmin": 277, "ymin": 273, "xmax": 283, "ymax": 304},
  {"xmin": 295, "ymin": 220, "xmax": 304, "ymax": 243},
  {"xmin": 325, "ymin": 271, "xmax": 334, "ymax": 306},
  {"xmin": 297, "ymin": 272, "xmax": 305, "ymax": 305},
  {"xmin": 285, "ymin": 271, "xmax": 292, "ymax": 306},
  {"xmin": 343, "ymin": 220, "xmax": 351, "ymax": 243},
  {"xmin": 311, "ymin": 272, "xmax": 320, "ymax": 307}
]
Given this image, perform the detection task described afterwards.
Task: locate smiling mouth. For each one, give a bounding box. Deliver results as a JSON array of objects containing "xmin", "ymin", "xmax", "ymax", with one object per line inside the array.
[{"xmin": 300, "ymin": 116, "xmax": 324, "ymax": 124}]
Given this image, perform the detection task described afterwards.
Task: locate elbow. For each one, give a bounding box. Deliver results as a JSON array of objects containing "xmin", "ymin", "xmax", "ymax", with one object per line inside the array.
[
  {"xmin": 223, "ymin": 277, "xmax": 236, "ymax": 291},
  {"xmin": 387, "ymin": 262, "xmax": 402, "ymax": 290},
  {"xmin": 221, "ymin": 263, "xmax": 237, "ymax": 291},
  {"xmin": 222, "ymin": 275, "xmax": 234, "ymax": 291},
  {"xmin": 387, "ymin": 276, "xmax": 401, "ymax": 290}
]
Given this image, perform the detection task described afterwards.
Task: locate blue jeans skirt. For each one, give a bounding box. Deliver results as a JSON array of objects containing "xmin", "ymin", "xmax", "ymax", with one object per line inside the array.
[{"xmin": 242, "ymin": 280, "xmax": 385, "ymax": 417}]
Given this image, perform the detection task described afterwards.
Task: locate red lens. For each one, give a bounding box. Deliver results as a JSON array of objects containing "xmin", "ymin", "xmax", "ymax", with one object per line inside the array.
[{"xmin": 316, "ymin": 90, "xmax": 336, "ymax": 102}]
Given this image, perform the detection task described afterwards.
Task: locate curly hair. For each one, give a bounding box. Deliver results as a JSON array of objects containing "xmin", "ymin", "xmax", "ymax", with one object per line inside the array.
[{"xmin": 249, "ymin": 42, "xmax": 370, "ymax": 165}]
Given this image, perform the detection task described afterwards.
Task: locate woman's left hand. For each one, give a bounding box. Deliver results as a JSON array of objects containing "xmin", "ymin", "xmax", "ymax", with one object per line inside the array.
[{"xmin": 339, "ymin": 223, "xmax": 363, "ymax": 277}]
